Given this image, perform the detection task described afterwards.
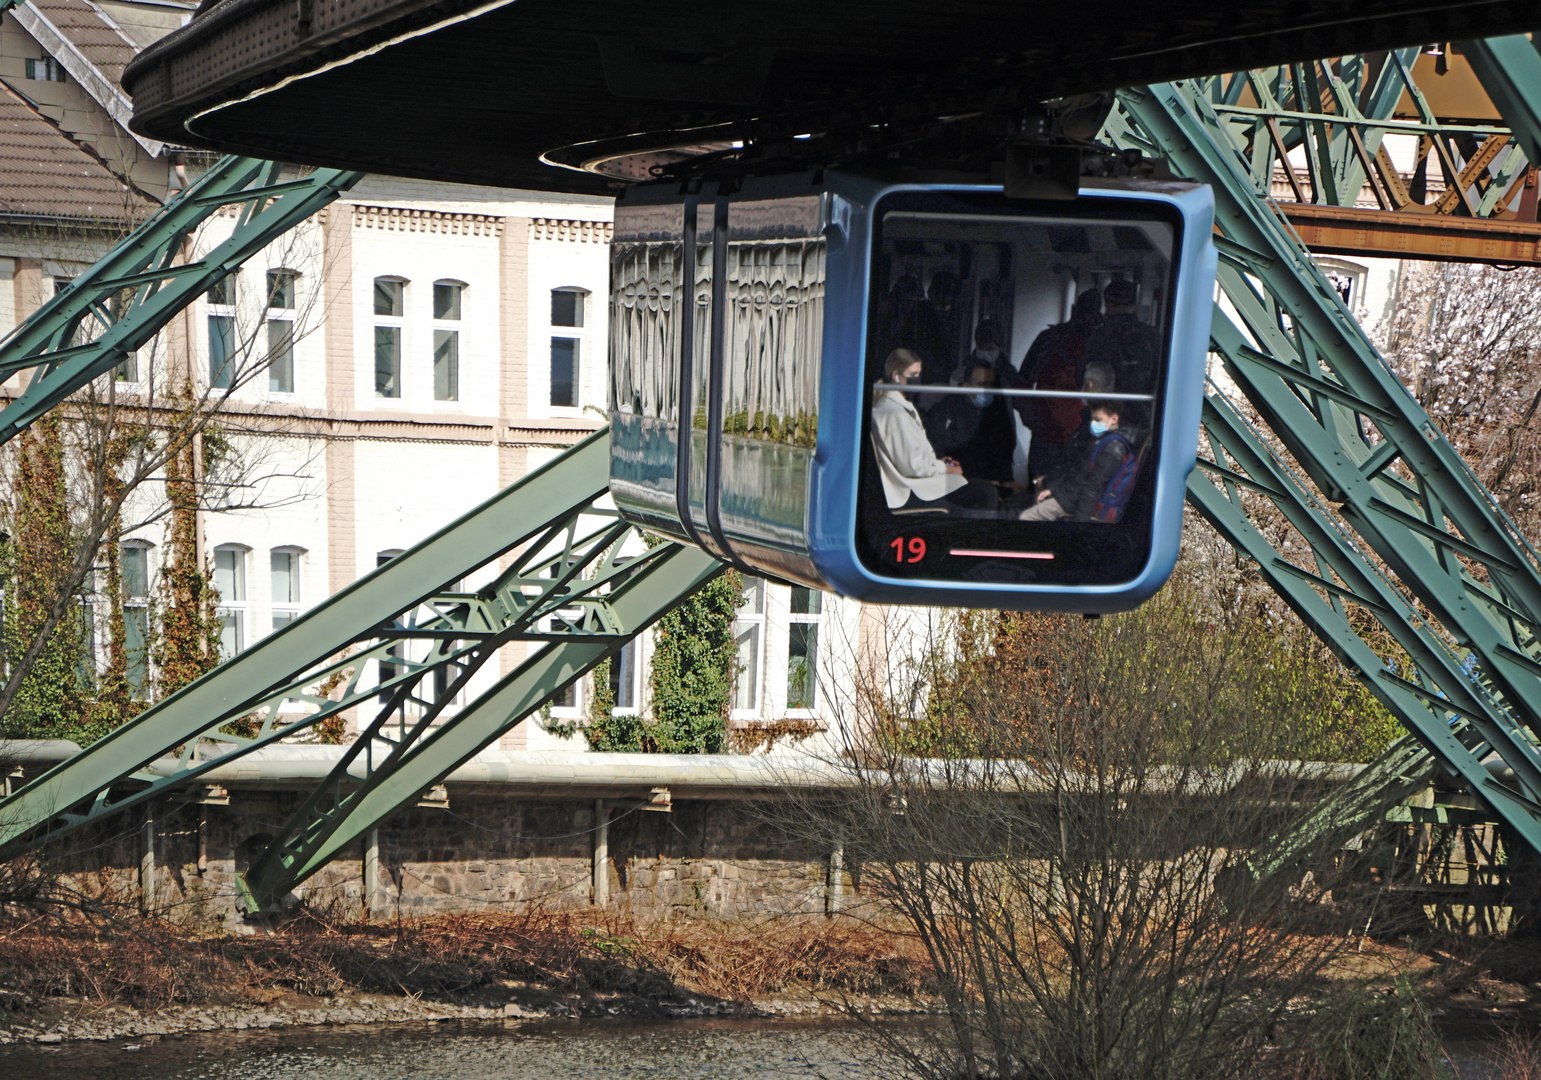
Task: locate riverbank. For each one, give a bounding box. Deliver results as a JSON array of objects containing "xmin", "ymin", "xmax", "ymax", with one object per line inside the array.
[
  {"xmin": 0, "ymin": 911, "xmax": 934, "ymax": 1045},
  {"xmin": 2, "ymin": 910, "xmax": 1541, "ymax": 1049}
]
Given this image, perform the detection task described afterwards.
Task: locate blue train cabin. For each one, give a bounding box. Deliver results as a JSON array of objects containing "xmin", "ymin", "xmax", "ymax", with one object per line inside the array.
[{"xmin": 608, "ymin": 170, "xmax": 1216, "ymax": 611}]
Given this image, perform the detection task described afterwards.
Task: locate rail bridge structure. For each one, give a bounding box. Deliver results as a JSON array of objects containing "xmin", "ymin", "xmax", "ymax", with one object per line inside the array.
[{"xmin": 2, "ymin": 1, "xmax": 1541, "ymax": 912}]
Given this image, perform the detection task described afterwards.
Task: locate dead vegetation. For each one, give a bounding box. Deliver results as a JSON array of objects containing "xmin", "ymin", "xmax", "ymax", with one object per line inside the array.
[{"xmin": 0, "ymin": 909, "xmax": 931, "ymax": 1012}]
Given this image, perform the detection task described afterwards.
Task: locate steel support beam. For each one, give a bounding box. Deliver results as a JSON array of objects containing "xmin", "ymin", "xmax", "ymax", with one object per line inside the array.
[
  {"xmin": 1110, "ymin": 77, "xmax": 1541, "ymax": 853},
  {"xmin": 238, "ymin": 541, "xmax": 722, "ymax": 911},
  {"xmin": 1281, "ymin": 203, "xmax": 1541, "ymax": 265},
  {"xmin": 0, "ymin": 157, "xmax": 362, "ymax": 443},
  {"xmin": 0, "ymin": 429, "xmax": 636, "ymax": 856},
  {"xmin": 1465, "ymin": 37, "xmax": 1541, "ymax": 168}
]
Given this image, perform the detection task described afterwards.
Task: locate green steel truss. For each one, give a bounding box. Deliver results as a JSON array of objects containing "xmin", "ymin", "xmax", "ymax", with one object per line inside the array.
[
  {"xmin": 6, "ymin": 39, "xmax": 1541, "ymax": 904},
  {"xmin": 1106, "ymin": 39, "xmax": 1541, "ymax": 854},
  {"xmin": 0, "ymin": 157, "xmax": 361, "ymax": 444},
  {"xmin": 0, "ymin": 430, "xmax": 721, "ymax": 902},
  {"xmin": 1201, "ymin": 48, "xmax": 1528, "ymax": 219}
]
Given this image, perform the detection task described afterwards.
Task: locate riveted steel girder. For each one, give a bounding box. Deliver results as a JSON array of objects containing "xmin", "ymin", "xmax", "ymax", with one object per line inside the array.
[
  {"xmin": 1198, "ymin": 49, "xmax": 1540, "ymax": 264},
  {"xmin": 0, "ymin": 157, "xmax": 362, "ymax": 444},
  {"xmin": 239, "ymin": 541, "xmax": 723, "ymax": 912},
  {"xmin": 1112, "ymin": 76, "xmax": 1541, "ymax": 853},
  {"xmin": 0, "ymin": 429, "xmax": 637, "ymax": 857}
]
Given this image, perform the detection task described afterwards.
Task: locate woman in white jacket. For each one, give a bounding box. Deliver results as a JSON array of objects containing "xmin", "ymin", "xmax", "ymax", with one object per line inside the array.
[{"xmin": 872, "ymin": 349, "xmax": 1000, "ymax": 512}]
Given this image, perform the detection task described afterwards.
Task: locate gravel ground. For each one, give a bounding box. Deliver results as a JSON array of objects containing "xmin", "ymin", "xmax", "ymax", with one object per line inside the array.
[{"xmin": 0, "ymin": 989, "xmax": 934, "ymax": 1046}]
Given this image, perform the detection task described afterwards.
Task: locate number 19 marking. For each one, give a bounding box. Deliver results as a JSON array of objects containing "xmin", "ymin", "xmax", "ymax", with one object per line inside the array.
[{"xmin": 889, "ymin": 536, "xmax": 927, "ymax": 564}]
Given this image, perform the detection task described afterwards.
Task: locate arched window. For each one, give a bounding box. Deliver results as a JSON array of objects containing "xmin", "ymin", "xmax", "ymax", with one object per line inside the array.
[
  {"xmin": 266, "ymin": 268, "xmax": 299, "ymax": 394},
  {"xmin": 373, "ymin": 277, "xmax": 406, "ymax": 398},
  {"xmin": 433, "ymin": 280, "xmax": 465, "ymax": 402}
]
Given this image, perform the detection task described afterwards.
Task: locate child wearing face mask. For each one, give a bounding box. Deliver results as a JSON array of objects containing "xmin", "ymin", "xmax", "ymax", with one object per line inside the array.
[{"xmin": 1018, "ymin": 400, "xmax": 1133, "ymax": 522}]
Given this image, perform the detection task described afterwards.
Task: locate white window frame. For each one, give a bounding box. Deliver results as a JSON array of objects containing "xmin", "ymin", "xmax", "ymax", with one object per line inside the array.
[
  {"xmin": 373, "ymin": 276, "xmax": 407, "ymax": 399},
  {"xmin": 269, "ymin": 546, "xmax": 304, "ymax": 633},
  {"xmin": 432, "ymin": 280, "xmax": 464, "ymax": 403},
  {"xmin": 116, "ymin": 348, "xmax": 141, "ymax": 385},
  {"xmin": 785, "ymin": 585, "xmax": 823, "ymax": 717},
  {"xmin": 549, "ymin": 286, "xmax": 588, "ymax": 411},
  {"xmin": 207, "ymin": 274, "xmax": 238, "ymax": 390},
  {"xmin": 266, "ymin": 268, "xmax": 298, "ymax": 396},
  {"xmin": 730, "ymin": 578, "xmax": 767, "ymax": 721},
  {"xmin": 609, "ymin": 638, "xmax": 643, "ymax": 715},
  {"xmin": 213, "ymin": 544, "xmax": 249, "ymax": 659},
  {"xmin": 121, "ymin": 542, "xmax": 154, "ymax": 699},
  {"xmin": 1315, "ymin": 257, "xmax": 1368, "ymax": 321}
]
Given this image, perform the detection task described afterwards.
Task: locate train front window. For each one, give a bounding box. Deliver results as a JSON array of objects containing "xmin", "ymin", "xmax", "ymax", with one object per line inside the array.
[{"xmin": 856, "ymin": 192, "xmax": 1181, "ymax": 587}]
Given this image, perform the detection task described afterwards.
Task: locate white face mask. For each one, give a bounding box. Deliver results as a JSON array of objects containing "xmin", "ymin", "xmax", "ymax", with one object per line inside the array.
[
  {"xmin": 975, "ymin": 347, "xmax": 1002, "ymax": 362},
  {"xmin": 970, "ymin": 392, "xmax": 991, "ymax": 408}
]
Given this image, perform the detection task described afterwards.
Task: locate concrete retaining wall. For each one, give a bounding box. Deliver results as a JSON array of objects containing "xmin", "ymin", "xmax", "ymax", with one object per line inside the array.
[{"xmin": 56, "ymin": 790, "xmax": 835, "ymax": 931}]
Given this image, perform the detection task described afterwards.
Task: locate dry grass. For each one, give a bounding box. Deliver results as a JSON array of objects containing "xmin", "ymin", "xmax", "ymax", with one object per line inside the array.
[{"xmin": 0, "ymin": 910, "xmax": 931, "ymax": 1012}]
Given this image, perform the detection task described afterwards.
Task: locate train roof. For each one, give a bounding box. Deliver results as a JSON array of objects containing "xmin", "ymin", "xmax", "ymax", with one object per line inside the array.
[{"xmin": 123, "ymin": 0, "xmax": 1540, "ymax": 194}]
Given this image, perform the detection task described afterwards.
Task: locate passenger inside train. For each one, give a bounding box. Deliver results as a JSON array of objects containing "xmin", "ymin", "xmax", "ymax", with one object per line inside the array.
[{"xmin": 859, "ymin": 197, "xmax": 1178, "ymax": 586}]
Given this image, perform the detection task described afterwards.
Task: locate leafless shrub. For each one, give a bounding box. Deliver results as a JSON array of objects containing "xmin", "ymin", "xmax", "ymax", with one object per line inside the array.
[{"xmin": 772, "ymin": 581, "xmax": 1410, "ymax": 1080}]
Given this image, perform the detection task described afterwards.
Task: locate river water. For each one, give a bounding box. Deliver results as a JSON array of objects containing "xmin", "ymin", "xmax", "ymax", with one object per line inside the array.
[{"xmin": 0, "ymin": 1014, "xmax": 1517, "ymax": 1079}]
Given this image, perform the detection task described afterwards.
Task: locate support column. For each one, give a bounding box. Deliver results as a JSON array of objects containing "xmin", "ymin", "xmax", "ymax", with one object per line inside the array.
[
  {"xmin": 593, "ymin": 800, "xmax": 609, "ymax": 908},
  {"xmin": 197, "ymin": 807, "xmax": 207, "ymax": 875},
  {"xmin": 139, "ymin": 803, "xmax": 155, "ymax": 914},
  {"xmin": 825, "ymin": 841, "xmax": 845, "ymax": 916},
  {"xmin": 364, "ymin": 826, "xmax": 381, "ymax": 917}
]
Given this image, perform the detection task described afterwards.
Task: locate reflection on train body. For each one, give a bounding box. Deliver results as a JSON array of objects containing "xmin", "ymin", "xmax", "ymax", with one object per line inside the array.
[{"xmin": 608, "ymin": 172, "xmax": 1216, "ymax": 611}]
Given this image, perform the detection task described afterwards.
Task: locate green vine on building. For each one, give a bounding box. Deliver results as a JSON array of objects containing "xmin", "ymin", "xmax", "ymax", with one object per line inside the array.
[{"xmin": 562, "ymin": 566, "xmax": 741, "ymax": 754}]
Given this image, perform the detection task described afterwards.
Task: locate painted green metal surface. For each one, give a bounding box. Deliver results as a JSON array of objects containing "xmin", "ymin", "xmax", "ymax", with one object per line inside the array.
[
  {"xmin": 0, "ymin": 429, "xmax": 623, "ymax": 856},
  {"xmin": 1242, "ymin": 735, "xmax": 1434, "ymax": 892},
  {"xmin": 0, "ymin": 157, "xmax": 362, "ymax": 444},
  {"xmin": 1199, "ymin": 50, "xmax": 1527, "ymax": 219},
  {"xmin": 1110, "ymin": 79, "xmax": 1541, "ymax": 853},
  {"xmin": 1466, "ymin": 37, "xmax": 1541, "ymax": 169},
  {"xmin": 240, "ymin": 542, "xmax": 723, "ymax": 911},
  {"xmin": 7, "ymin": 39, "xmax": 1541, "ymax": 901}
]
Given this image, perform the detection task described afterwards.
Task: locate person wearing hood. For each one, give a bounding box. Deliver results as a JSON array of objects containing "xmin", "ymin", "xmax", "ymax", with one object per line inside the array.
[
  {"xmin": 1019, "ymin": 397, "xmax": 1137, "ymax": 522},
  {"xmin": 872, "ymin": 349, "xmax": 1000, "ymax": 512},
  {"xmin": 1083, "ymin": 278, "xmax": 1160, "ymax": 393},
  {"xmin": 1018, "ymin": 289, "xmax": 1103, "ymax": 479}
]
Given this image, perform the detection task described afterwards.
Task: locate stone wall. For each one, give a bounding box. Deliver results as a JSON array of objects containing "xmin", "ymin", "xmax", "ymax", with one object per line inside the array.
[{"xmin": 55, "ymin": 790, "xmax": 836, "ymax": 931}]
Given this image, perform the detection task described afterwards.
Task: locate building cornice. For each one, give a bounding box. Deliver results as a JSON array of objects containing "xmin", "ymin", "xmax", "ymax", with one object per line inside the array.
[
  {"xmin": 531, "ymin": 218, "xmax": 611, "ymax": 244},
  {"xmin": 352, "ymin": 204, "xmax": 503, "ymax": 237}
]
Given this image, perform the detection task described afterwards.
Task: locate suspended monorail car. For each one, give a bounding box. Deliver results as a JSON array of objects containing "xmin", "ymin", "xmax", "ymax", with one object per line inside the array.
[{"xmin": 608, "ymin": 170, "xmax": 1216, "ymax": 611}]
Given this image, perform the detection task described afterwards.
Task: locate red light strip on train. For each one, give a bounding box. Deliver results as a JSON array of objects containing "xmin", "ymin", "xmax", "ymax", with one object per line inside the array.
[{"xmin": 949, "ymin": 549, "xmax": 1055, "ymax": 560}]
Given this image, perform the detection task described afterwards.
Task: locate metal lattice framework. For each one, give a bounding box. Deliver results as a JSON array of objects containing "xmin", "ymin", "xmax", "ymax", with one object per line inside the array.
[
  {"xmin": 0, "ymin": 431, "xmax": 720, "ymax": 908},
  {"xmin": 1105, "ymin": 40, "xmax": 1541, "ymax": 856},
  {"xmin": 4, "ymin": 36, "xmax": 1541, "ymax": 908},
  {"xmin": 0, "ymin": 157, "xmax": 361, "ymax": 444},
  {"xmin": 1203, "ymin": 47, "xmax": 1541, "ymax": 263}
]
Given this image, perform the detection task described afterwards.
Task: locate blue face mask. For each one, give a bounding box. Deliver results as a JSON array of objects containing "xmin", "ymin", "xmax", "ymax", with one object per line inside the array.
[
  {"xmin": 1089, "ymin": 419, "xmax": 1111, "ymax": 437},
  {"xmin": 970, "ymin": 392, "xmax": 991, "ymax": 408}
]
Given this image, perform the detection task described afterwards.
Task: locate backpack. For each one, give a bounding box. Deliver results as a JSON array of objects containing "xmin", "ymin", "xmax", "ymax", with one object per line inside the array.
[{"xmin": 1089, "ymin": 432, "xmax": 1140, "ymax": 524}]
